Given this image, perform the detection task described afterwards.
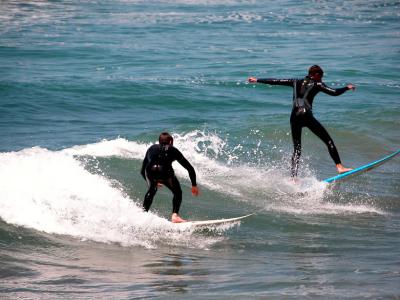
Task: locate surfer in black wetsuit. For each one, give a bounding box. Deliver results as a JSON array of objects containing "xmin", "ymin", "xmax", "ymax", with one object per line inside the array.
[
  {"xmin": 248, "ymin": 65, "xmax": 355, "ymax": 177},
  {"xmin": 141, "ymin": 132, "xmax": 199, "ymax": 223}
]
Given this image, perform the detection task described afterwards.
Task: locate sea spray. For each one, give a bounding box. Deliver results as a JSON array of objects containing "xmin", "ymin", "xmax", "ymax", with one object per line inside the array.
[{"xmin": 62, "ymin": 131, "xmax": 385, "ymax": 216}]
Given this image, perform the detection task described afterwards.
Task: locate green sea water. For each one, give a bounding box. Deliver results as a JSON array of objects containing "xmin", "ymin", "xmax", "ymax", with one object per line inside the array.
[{"xmin": 1, "ymin": 1, "xmax": 399, "ymax": 298}]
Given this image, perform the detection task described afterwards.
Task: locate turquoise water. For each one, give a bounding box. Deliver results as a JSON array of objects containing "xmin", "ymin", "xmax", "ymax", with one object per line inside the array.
[{"xmin": 1, "ymin": 1, "xmax": 399, "ymax": 298}]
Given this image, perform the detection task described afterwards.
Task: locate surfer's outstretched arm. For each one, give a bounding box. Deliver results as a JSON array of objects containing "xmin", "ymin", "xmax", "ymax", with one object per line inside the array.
[
  {"xmin": 248, "ymin": 77, "xmax": 295, "ymax": 87},
  {"xmin": 318, "ymin": 82, "xmax": 355, "ymax": 96}
]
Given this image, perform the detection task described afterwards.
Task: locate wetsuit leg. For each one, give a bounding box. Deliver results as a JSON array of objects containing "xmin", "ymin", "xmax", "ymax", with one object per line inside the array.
[
  {"xmin": 163, "ymin": 176, "xmax": 183, "ymax": 214},
  {"xmin": 143, "ymin": 179, "xmax": 158, "ymax": 212},
  {"xmin": 305, "ymin": 115, "xmax": 341, "ymax": 165},
  {"xmin": 290, "ymin": 113, "xmax": 303, "ymax": 177}
]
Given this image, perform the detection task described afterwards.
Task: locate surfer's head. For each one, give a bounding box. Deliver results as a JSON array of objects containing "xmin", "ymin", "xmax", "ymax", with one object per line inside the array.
[
  {"xmin": 159, "ymin": 132, "xmax": 173, "ymax": 145},
  {"xmin": 308, "ymin": 65, "xmax": 324, "ymax": 81}
]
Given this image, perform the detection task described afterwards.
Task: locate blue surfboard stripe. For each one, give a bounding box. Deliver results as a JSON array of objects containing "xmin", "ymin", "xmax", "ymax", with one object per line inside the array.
[{"xmin": 323, "ymin": 149, "xmax": 400, "ymax": 183}]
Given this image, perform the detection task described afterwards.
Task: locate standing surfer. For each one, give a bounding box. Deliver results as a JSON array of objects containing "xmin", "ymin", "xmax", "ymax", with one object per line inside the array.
[
  {"xmin": 141, "ymin": 132, "xmax": 199, "ymax": 223},
  {"xmin": 248, "ymin": 65, "xmax": 355, "ymax": 177}
]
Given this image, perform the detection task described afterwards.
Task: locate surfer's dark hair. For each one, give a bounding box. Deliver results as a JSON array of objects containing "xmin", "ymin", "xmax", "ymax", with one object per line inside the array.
[
  {"xmin": 159, "ymin": 132, "xmax": 173, "ymax": 145},
  {"xmin": 308, "ymin": 65, "xmax": 324, "ymax": 76}
]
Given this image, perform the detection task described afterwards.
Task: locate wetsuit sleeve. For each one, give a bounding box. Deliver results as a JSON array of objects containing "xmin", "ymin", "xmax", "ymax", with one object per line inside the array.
[
  {"xmin": 319, "ymin": 82, "xmax": 348, "ymax": 96},
  {"xmin": 256, "ymin": 78, "xmax": 296, "ymax": 87},
  {"xmin": 175, "ymin": 149, "xmax": 197, "ymax": 186},
  {"xmin": 141, "ymin": 150, "xmax": 149, "ymax": 180}
]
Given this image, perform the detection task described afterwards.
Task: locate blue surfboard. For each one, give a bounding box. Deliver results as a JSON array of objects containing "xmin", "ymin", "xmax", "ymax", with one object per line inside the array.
[{"xmin": 324, "ymin": 149, "xmax": 400, "ymax": 183}]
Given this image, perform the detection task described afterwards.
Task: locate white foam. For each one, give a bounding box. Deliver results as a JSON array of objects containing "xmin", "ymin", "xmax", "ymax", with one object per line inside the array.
[
  {"xmin": 0, "ymin": 131, "xmax": 384, "ymax": 249},
  {"xmin": 163, "ymin": 132, "xmax": 384, "ymax": 216},
  {"xmin": 0, "ymin": 146, "xmax": 222, "ymax": 249},
  {"xmin": 59, "ymin": 131, "xmax": 384, "ymax": 217},
  {"xmin": 62, "ymin": 137, "xmax": 150, "ymax": 159}
]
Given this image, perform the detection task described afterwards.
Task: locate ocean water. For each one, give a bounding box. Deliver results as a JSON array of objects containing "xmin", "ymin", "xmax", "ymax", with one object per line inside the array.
[{"xmin": 1, "ymin": 0, "xmax": 399, "ymax": 298}]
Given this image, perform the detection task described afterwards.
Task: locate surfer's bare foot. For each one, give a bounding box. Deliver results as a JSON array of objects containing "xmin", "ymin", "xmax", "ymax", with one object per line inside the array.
[
  {"xmin": 336, "ymin": 164, "xmax": 352, "ymax": 174},
  {"xmin": 291, "ymin": 177, "xmax": 299, "ymax": 184},
  {"xmin": 171, "ymin": 213, "xmax": 186, "ymax": 223}
]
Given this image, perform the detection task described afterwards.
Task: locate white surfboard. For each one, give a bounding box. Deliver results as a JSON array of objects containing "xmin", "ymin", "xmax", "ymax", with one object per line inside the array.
[
  {"xmin": 323, "ymin": 149, "xmax": 400, "ymax": 183},
  {"xmin": 174, "ymin": 213, "xmax": 254, "ymax": 228}
]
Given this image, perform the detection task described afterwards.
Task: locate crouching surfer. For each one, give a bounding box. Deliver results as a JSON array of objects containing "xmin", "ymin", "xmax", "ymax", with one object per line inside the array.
[{"xmin": 141, "ymin": 132, "xmax": 199, "ymax": 223}]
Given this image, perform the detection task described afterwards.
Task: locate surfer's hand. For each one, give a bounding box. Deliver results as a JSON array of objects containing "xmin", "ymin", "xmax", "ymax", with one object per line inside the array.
[
  {"xmin": 248, "ymin": 77, "xmax": 257, "ymax": 83},
  {"xmin": 191, "ymin": 186, "xmax": 199, "ymax": 196},
  {"xmin": 347, "ymin": 84, "xmax": 355, "ymax": 91}
]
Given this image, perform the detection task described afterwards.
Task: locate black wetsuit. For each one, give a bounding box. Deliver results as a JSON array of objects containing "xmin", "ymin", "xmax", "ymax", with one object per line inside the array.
[
  {"xmin": 141, "ymin": 144, "xmax": 197, "ymax": 213},
  {"xmin": 257, "ymin": 76, "xmax": 350, "ymax": 177}
]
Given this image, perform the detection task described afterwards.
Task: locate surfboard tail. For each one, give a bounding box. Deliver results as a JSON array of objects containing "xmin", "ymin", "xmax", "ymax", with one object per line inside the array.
[{"xmin": 174, "ymin": 213, "xmax": 254, "ymax": 227}]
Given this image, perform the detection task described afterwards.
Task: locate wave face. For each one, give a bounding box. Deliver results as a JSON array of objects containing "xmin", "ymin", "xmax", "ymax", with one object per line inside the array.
[{"xmin": 0, "ymin": 132, "xmax": 390, "ymax": 247}]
